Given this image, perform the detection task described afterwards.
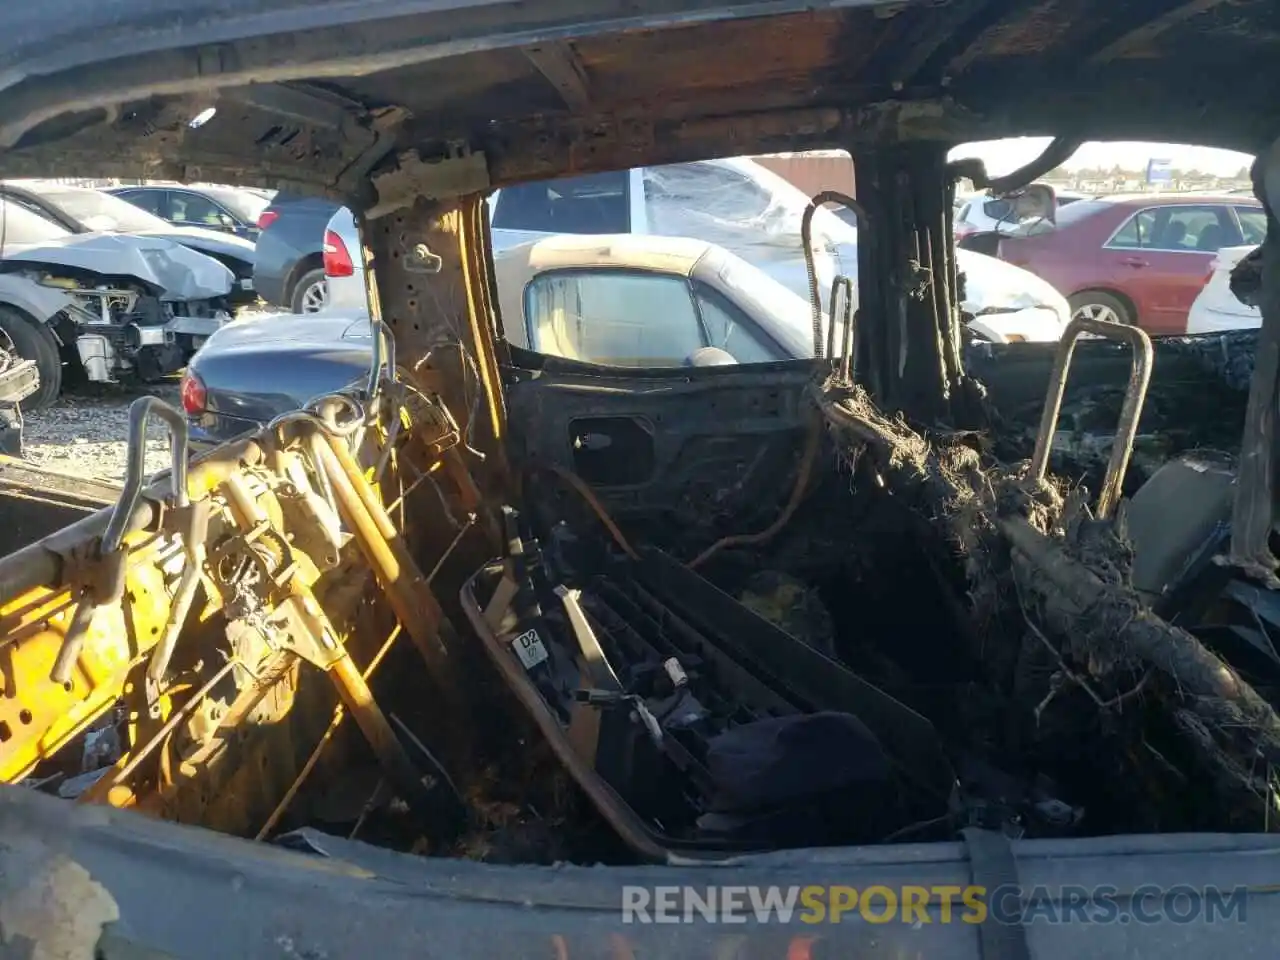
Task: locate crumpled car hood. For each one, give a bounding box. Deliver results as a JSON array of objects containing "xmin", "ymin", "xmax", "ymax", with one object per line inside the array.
[
  {"xmin": 1, "ymin": 232, "xmax": 234, "ymax": 300},
  {"xmin": 954, "ymin": 247, "xmax": 1070, "ymax": 322},
  {"xmin": 809, "ymin": 239, "xmax": 1068, "ymax": 324}
]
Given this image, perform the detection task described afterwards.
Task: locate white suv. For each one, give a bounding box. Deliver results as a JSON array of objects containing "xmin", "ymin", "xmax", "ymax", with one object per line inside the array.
[
  {"xmin": 323, "ymin": 158, "xmax": 1071, "ymax": 343},
  {"xmin": 321, "ymin": 206, "xmax": 364, "ymax": 312}
]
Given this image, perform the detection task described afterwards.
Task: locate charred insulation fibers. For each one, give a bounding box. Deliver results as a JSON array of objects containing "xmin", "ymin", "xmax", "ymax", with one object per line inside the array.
[{"xmin": 416, "ymin": 384, "xmax": 1280, "ymax": 861}]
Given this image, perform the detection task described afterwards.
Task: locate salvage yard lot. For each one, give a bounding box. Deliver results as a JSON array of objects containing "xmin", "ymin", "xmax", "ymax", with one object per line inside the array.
[
  {"xmin": 18, "ymin": 301, "xmax": 278, "ymax": 483},
  {"xmin": 22, "ymin": 382, "xmax": 177, "ymax": 482}
]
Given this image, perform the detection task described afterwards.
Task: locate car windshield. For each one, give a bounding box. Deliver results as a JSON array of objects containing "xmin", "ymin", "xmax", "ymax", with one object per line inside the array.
[
  {"xmin": 41, "ymin": 188, "xmax": 168, "ymax": 232},
  {"xmin": 198, "ymin": 186, "xmax": 270, "ymax": 224},
  {"xmin": 0, "ymin": 197, "xmax": 72, "ymax": 246},
  {"xmin": 711, "ymin": 247, "xmax": 817, "ymax": 357}
]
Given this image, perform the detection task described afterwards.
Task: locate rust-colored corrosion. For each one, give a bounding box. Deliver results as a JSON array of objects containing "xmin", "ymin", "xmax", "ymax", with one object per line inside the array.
[{"xmin": 311, "ymin": 431, "xmax": 452, "ymax": 665}]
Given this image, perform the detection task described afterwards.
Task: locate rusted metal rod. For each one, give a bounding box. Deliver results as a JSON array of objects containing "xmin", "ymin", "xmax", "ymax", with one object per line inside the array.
[
  {"xmin": 102, "ymin": 398, "xmax": 190, "ymax": 555},
  {"xmin": 1028, "ymin": 314, "xmax": 1152, "ymax": 519},
  {"xmin": 306, "ymin": 426, "xmax": 475, "ymax": 775},
  {"xmin": 256, "ymin": 625, "xmax": 403, "ymax": 840},
  {"xmin": 221, "ymin": 473, "xmax": 445, "ymax": 823},
  {"xmin": 802, "ymin": 190, "xmax": 870, "ymax": 359},
  {"xmin": 325, "ymin": 651, "xmax": 442, "ymax": 811},
  {"xmin": 80, "ymin": 657, "xmax": 241, "ymax": 804},
  {"xmin": 323, "ymin": 429, "xmax": 398, "ymax": 540},
  {"xmin": 49, "ymin": 595, "xmax": 97, "ymax": 687},
  {"xmin": 308, "ymin": 430, "xmax": 451, "ymax": 667}
]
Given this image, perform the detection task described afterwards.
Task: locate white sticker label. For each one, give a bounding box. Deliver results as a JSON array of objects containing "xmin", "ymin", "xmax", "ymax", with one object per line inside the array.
[{"xmin": 511, "ymin": 628, "xmax": 549, "ymax": 670}]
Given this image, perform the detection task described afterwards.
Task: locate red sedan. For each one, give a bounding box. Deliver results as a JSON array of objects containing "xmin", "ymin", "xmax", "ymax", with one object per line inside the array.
[{"xmin": 997, "ymin": 194, "xmax": 1266, "ymax": 335}]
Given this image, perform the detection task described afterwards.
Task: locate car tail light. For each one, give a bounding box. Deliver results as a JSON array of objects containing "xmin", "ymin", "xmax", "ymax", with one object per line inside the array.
[
  {"xmin": 323, "ymin": 229, "xmax": 355, "ymax": 277},
  {"xmin": 256, "ymin": 209, "xmax": 279, "ymax": 230},
  {"xmin": 180, "ymin": 370, "xmax": 207, "ymax": 414}
]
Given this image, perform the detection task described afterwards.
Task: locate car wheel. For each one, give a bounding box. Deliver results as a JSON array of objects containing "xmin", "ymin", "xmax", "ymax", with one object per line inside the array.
[
  {"xmin": 0, "ymin": 307, "xmax": 61, "ymax": 409},
  {"xmin": 290, "ymin": 268, "xmax": 329, "ymax": 314},
  {"xmin": 1068, "ymin": 291, "xmax": 1133, "ymax": 327}
]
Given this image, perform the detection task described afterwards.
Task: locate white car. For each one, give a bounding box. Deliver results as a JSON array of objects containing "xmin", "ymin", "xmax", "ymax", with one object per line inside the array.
[
  {"xmin": 1187, "ymin": 245, "xmax": 1260, "ymax": 333},
  {"xmin": 321, "ymin": 208, "xmax": 362, "ymax": 310},
  {"xmin": 955, "ymin": 188, "xmax": 1091, "ymax": 241},
  {"xmin": 323, "ymin": 158, "xmax": 1071, "ymax": 343}
]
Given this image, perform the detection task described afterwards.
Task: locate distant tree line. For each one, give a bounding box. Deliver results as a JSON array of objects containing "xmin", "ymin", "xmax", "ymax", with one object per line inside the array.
[{"xmin": 1042, "ymin": 163, "xmax": 1252, "ymax": 182}]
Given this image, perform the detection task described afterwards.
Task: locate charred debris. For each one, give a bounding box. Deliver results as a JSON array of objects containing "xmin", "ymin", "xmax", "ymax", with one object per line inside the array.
[
  {"xmin": 429, "ymin": 159, "xmax": 1280, "ymax": 861},
  {"xmin": 348, "ymin": 283, "xmax": 1274, "ymax": 859},
  {"xmin": 450, "ymin": 139, "xmax": 1279, "ymax": 859},
  {"xmin": 445, "ymin": 327, "xmax": 1274, "ymax": 864},
  {"xmin": 12, "ymin": 157, "xmax": 1280, "ymax": 869}
]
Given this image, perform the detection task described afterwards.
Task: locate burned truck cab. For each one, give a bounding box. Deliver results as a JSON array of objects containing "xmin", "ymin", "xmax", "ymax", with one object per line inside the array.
[{"xmin": 1, "ymin": 2, "xmax": 1280, "ymax": 957}]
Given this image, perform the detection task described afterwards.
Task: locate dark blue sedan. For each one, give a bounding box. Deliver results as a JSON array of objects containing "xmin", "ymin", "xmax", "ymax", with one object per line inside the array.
[{"xmin": 181, "ymin": 311, "xmax": 372, "ymax": 450}]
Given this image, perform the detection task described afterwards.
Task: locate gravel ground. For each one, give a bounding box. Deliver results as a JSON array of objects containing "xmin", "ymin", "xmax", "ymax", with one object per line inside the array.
[
  {"xmin": 21, "ymin": 381, "xmax": 182, "ymax": 483},
  {"xmin": 17, "ymin": 303, "xmax": 280, "ymax": 484}
]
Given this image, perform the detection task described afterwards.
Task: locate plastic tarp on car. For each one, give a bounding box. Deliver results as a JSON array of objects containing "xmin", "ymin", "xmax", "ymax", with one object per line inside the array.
[
  {"xmin": 641, "ymin": 159, "xmax": 1065, "ymax": 331},
  {"xmin": 641, "ymin": 159, "xmax": 855, "ymax": 300}
]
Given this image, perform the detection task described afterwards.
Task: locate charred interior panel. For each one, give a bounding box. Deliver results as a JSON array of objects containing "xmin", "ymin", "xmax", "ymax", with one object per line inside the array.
[
  {"xmin": 505, "ymin": 360, "xmax": 816, "ymax": 549},
  {"xmin": 5, "ymin": 8, "xmax": 1280, "ymax": 957},
  {"xmin": 0, "ymin": 1, "xmax": 1274, "ymax": 191}
]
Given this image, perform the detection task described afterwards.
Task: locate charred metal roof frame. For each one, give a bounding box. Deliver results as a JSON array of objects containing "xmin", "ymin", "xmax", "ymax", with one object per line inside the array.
[{"xmin": 0, "ymin": 1, "xmax": 1275, "ymax": 208}]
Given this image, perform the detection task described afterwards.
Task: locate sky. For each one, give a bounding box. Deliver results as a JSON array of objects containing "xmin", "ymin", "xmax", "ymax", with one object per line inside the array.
[{"xmin": 948, "ymin": 138, "xmax": 1255, "ymax": 177}]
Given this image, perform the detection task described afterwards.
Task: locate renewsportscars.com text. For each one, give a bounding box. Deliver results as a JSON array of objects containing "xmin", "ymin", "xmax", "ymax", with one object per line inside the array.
[{"xmin": 621, "ymin": 884, "xmax": 1248, "ymax": 925}]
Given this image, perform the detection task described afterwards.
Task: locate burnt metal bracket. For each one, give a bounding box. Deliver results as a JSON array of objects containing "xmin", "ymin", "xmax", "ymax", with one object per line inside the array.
[
  {"xmin": 145, "ymin": 499, "xmax": 213, "ymax": 718},
  {"xmin": 555, "ymin": 585, "xmax": 622, "ymax": 693},
  {"xmin": 265, "ymin": 595, "xmax": 347, "ymax": 671},
  {"xmin": 523, "ymin": 42, "xmax": 592, "ymax": 111},
  {"xmin": 368, "ymin": 144, "xmax": 490, "ymax": 219},
  {"xmin": 1028, "ymin": 314, "xmax": 1152, "ymax": 520},
  {"xmin": 219, "ymin": 83, "xmax": 362, "ymax": 129},
  {"xmin": 634, "ymin": 546, "xmax": 956, "ymax": 800}
]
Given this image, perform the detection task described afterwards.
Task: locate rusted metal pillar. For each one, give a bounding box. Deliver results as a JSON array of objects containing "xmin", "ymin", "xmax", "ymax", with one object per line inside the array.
[
  {"xmin": 363, "ymin": 196, "xmax": 508, "ymax": 494},
  {"xmin": 853, "ymin": 142, "xmax": 964, "ymax": 424},
  {"xmin": 1229, "ymin": 139, "xmax": 1280, "ymax": 582}
]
